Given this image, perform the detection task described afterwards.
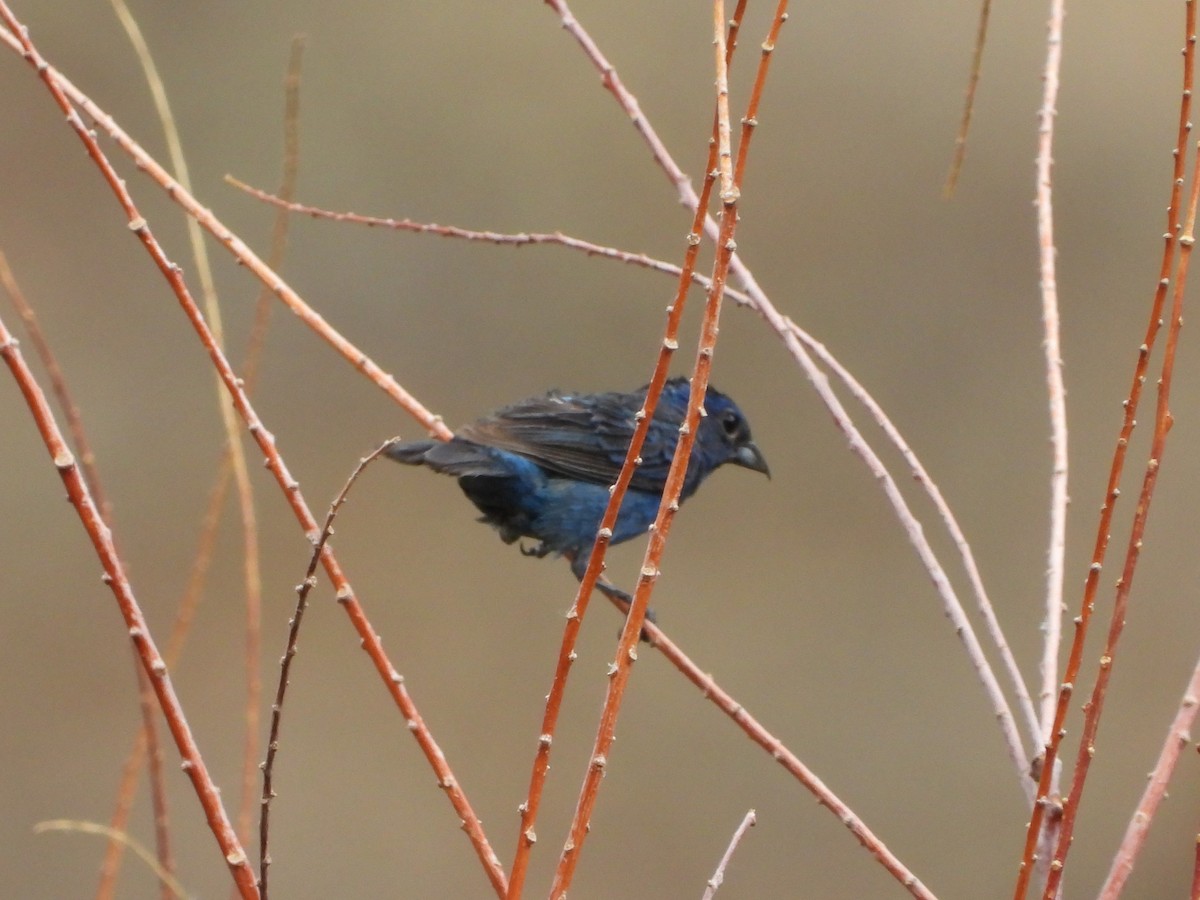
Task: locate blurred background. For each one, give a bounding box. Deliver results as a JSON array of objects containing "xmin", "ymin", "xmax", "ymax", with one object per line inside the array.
[{"xmin": 1, "ymin": 1, "xmax": 1197, "ymax": 897}]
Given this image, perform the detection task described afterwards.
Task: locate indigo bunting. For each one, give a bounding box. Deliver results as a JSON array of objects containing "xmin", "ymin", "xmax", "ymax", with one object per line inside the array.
[{"xmin": 388, "ymin": 377, "xmax": 768, "ymax": 613}]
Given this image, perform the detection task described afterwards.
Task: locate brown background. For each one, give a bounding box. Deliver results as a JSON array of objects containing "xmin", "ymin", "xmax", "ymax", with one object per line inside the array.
[{"xmin": 2, "ymin": 2, "xmax": 1198, "ymax": 897}]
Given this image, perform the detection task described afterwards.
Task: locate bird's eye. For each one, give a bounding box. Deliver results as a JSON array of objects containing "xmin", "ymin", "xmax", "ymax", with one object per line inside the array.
[{"xmin": 720, "ymin": 410, "xmax": 742, "ymax": 436}]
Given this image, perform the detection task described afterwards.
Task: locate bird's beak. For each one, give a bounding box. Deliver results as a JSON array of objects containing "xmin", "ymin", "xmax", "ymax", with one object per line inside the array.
[{"xmin": 732, "ymin": 441, "xmax": 771, "ymax": 479}]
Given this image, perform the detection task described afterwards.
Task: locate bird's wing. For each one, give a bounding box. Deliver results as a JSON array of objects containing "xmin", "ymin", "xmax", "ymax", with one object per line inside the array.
[{"xmin": 458, "ymin": 390, "xmax": 683, "ymax": 491}]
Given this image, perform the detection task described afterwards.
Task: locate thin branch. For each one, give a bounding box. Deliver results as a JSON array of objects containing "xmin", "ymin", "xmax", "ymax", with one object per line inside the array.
[
  {"xmin": 0, "ymin": 307, "xmax": 255, "ymax": 896},
  {"xmin": 0, "ymin": 255, "xmax": 176, "ymax": 900},
  {"xmin": 0, "ymin": 252, "xmax": 112, "ymax": 521},
  {"xmin": 944, "ymin": 0, "xmax": 993, "ymax": 196},
  {"xmin": 702, "ymin": 810, "xmax": 756, "ymax": 900},
  {"xmin": 131, "ymin": 661, "xmax": 175, "ymax": 900},
  {"xmin": 35, "ymin": 821, "xmax": 191, "ymax": 900},
  {"xmin": 223, "ymin": 177, "xmax": 735, "ymax": 291},
  {"xmin": 1098, "ymin": 647, "xmax": 1200, "ymax": 896},
  {"xmin": 259, "ymin": 440, "xmax": 396, "ymax": 898},
  {"xmin": 625, "ymin": 612, "xmax": 935, "ymax": 898},
  {"xmin": 242, "ymin": 35, "xmax": 305, "ymax": 397},
  {"xmin": 99, "ymin": 451, "xmax": 232, "ymax": 900}
]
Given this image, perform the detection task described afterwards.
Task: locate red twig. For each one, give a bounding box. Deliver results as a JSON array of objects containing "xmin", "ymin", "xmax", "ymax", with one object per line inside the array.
[
  {"xmin": 224, "ymin": 176, "xmax": 738, "ymax": 294},
  {"xmin": 1193, "ymin": 832, "xmax": 1200, "ymax": 900},
  {"xmin": 99, "ymin": 449, "xmax": 231, "ymax": 899},
  {"xmin": 1042, "ymin": 146, "xmax": 1197, "ymax": 899},
  {"xmin": 0, "ymin": 250, "xmax": 181, "ymax": 897},
  {"xmin": 1014, "ymin": 2, "xmax": 1196, "ymax": 895},
  {"xmin": 506, "ymin": 4, "xmax": 751, "ymax": 892},
  {"xmin": 549, "ymin": 3, "xmax": 782, "ymax": 894},
  {"xmin": 0, "ymin": 299, "xmax": 255, "ymax": 897},
  {"xmin": 614, "ymin": 609, "xmax": 936, "ymax": 896},
  {"xmin": 502, "ymin": 151, "xmax": 712, "ymax": 896}
]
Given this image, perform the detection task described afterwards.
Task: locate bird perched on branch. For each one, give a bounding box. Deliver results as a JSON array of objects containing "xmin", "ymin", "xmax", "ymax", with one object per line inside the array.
[{"xmin": 387, "ymin": 377, "xmax": 769, "ymax": 620}]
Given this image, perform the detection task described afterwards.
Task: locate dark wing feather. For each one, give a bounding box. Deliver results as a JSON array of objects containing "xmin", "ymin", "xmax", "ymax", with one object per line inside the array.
[{"xmin": 457, "ymin": 386, "xmax": 688, "ymax": 492}]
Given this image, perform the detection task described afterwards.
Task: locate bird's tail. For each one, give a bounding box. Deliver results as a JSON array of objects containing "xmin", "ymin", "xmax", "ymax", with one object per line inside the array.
[
  {"xmin": 387, "ymin": 438, "xmax": 514, "ymax": 479},
  {"xmin": 385, "ymin": 439, "xmax": 440, "ymax": 465}
]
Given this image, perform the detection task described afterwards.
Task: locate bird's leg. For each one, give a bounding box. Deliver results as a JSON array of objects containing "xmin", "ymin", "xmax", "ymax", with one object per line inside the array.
[{"xmin": 567, "ymin": 552, "xmax": 656, "ymax": 643}]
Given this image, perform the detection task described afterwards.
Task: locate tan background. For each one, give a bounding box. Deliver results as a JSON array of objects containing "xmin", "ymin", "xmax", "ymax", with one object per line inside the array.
[{"xmin": 2, "ymin": 2, "xmax": 1198, "ymax": 897}]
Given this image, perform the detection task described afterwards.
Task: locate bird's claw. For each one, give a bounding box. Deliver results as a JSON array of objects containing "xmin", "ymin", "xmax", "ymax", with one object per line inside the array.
[{"xmin": 520, "ymin": 540, "xmax": 551, "ymax": 559}]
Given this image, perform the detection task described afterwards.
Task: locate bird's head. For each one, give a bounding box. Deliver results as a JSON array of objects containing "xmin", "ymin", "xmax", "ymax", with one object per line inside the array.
[{"xmin": 695, "ymin": 385, "xmax": 770, "ymax": 479}]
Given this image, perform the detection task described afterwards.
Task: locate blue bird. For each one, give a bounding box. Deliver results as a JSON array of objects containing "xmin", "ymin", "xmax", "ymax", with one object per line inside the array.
[{"xmin": 387, "ymin": 377, "xmax": 768, "ymax": 621}]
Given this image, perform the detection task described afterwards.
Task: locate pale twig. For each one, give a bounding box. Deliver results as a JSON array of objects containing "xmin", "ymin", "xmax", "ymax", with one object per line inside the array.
[
  {"xmin": 242, "ymin": 36, "xmax": 304, "ymax": 397},
  {"xmin": 35, "ymin": 821, "xmax": 191, "ymax": 900},
  {"xmin": 130, "ymin": 662, "xmax": 175, "ymax": 900},
  {"xmin": 1098, "ymin": 648, "xmax": 1200, "ymax": 896},
  {"xmin": 1032, "ymin": 0, "xmax": 1069, "ymax": 746},
  {"xmin": 702, "ymin": 810, "xmax": 756, "ymax": 899},
  {"xmin": 784, "ymin": 319, "xmax": 1040, "ymax": 741},
  {"xmin": 259, "ymin": 440, "xmax": 397, "ymax": 898},
  {"xmin": 1028, "ymin": 0, "xmax": 1071, "ymax": 880}
]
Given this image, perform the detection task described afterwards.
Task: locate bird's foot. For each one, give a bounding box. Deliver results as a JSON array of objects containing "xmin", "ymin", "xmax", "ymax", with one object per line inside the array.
[
  {"xmin": 519, "ymin": 540, "xmax": 552, "ymax": 559},
  {"xmin": 595, "ymin": 577, "xmax": 657, "ymax": 645},
  {"xmin": 565, "ymin": 551, "xmax": 656, "ymax": 643}
]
